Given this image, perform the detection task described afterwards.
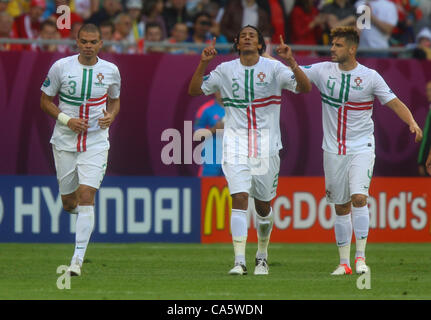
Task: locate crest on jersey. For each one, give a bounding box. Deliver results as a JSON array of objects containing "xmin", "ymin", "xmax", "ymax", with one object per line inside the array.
[
  {"xmin": 95, "ymin": 73, "xmax": 105, "ymax": 87},
  {"xmin": 256, "ymin": 72, "xmax": 268, "ymax": 87},
  {"xmin": 352, "ymin": 76, "xmax": 364, "ymax": 90}
]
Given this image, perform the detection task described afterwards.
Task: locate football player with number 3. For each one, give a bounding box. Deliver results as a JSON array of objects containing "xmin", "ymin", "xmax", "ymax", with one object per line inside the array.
[
  {"xmin": 189, "ymin": 25, "xmax": 311, "ymax": 275},
  {"xmin": 40, "ymin": 24, "xmax": 121, "ymax": 276},
  {"xmin": 300, "ymin": 27, "xmax": 422, "ymax": 275}
]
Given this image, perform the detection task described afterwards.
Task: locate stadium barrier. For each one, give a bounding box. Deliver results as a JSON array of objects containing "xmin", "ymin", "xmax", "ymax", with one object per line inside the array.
[
  {"xmin": 0, "ymin": 176, "xmax": 430, "ymax": 243},
  {"xmin": 0, "ymin": 52, "xmax": 430, "ymax": 177}
]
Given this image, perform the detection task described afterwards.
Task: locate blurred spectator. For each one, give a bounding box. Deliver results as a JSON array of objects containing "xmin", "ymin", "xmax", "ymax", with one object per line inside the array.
[
  {"xmin": 99, "ymin": 19, "xmax": 116, "ymax": 52},
  {"xmin": 66, "ymin": 20, "xmax": 83, "ymax": 52},
  {"xmin": 319, "ymin": 0, "xmax": 356, "ymax": 45},
  {"xmin": 144, "ymin": 21, "xmax": 165, "ymax": 52},
  {"xmin": 390, "ymin": 0, "xmax": 423, "ymax": 45},
  {"xmin": 31, "ymin": 19, "xmax": 65, "ymax": 52},
  {"xmin": 142, "ymin": 0, "xmax": 167, "ymax": 39},
  {"xmin": 267, "ymin": 0, "xmax": 288, "ymax": 44},
  {"xmin": 220, "ymin": 0, "xmax": 273, "ymax": 43},
  {"xmin": 113, "ymin": 12, "xmax": 135, "ymax": 52},
  {"xmin": 166, "ymin": 22, "xmax": 192, "ymax": 53},
  {"xmin": 355, "ymin": 0, "xmax": 398, "ymax": 57},
  {"xmin": 418, "ymin": 80, "xmax": 431, "ymax": 176},
  {"xmin": 48, "ymin": 0, "xmax": 84, "ymax": 38},
  {"xmin": 5, "ymin": 0, "xmax": 28, "ymax": 18},
  {"xmin": 418, "ymin": 0, "xmax": 431, "ymax": 17},
  {"xmin": 0, "ymin": 11, "xmax": 22, "ymax": 50},
  {"xmin": 187, "ymin": 12, "xmax": 228, "ymax": 53},
  {"xmin": 12, "ymin": 0, "xmax": 45, "ymax": 44},
  {"xmin": 203, "ymin": 0, "xmax": 224, "ymax": 40},
  {"xmin": 74, "ymin": 0, "xmax": 95, "ymax": 20},
  {"xmin": 162, "ymin": 0, "xmax": 193, "ymax": 36},
  {"xmin": 194, "ymin": 92, "xmax": 225, "ymax": 177},
  {"xmin": 86, "ymin": 0, "xmax": 122, "ymax": 25},
  {"xmin": 411, "ymin": 27, "xmax": 431, "ymax": 59},
  {"xmin": 0, "ymin": 0, "xmax": 9, "ymax": 13},
  {"xmin": 289, "ymin": 0, "xmax": 324, "ymax": 56},
  {"xmin": 126, "ymin": 0, "xmax": 144, "ymax": 42}
]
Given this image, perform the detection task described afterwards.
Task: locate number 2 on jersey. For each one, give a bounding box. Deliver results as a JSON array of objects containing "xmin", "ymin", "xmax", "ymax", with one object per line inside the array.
[{"xmin": 232, "ymin": 82, "xmax": 240, "ymax": 98}]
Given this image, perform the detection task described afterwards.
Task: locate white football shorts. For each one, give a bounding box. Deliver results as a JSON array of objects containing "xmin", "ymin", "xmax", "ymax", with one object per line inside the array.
[
  {"xmin": 222, "ymin": 154, "xmax": 280, "ymax": 202},
  {"xmin": 323, "ymin": 150, "xmax": 375, "ymax": 204},
  {"xmin": 52, "ymin": 145, "xmax": 108, "ymax": 195}
]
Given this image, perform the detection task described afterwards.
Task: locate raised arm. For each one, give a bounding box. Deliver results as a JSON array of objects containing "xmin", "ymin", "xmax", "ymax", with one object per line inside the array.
[
  {"xmin": 40, "ymin": 91, "xmax": 89, "ymax": 134},
  {"xmin": 385, "ymin": 98, "xmax": 423, "ymax": 143},
  {"xmin": 188, "ymin": 37, "xmax": 217, "ymax": 96},
  {"xmin": 276, "ymin": 35, "xmax": 312, "ymax": 93}
]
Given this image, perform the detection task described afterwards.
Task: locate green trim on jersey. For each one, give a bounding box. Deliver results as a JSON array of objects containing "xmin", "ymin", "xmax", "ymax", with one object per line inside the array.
[
  {"xmin": 320, "ymin": 73, "xmax": 351, "ymax": 108},
  {"xmin": 223, "ymin": 68, "xmax": 255, "ymax": 108},
  {"xmin": 59, "ymin": 68, "xmax": 94, "ymax": 106}
]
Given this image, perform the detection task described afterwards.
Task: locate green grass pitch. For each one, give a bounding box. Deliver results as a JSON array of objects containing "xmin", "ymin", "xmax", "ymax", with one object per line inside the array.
[{"xmin": 0, "ymin": 243, "xmax": 430, "ymax": 300}]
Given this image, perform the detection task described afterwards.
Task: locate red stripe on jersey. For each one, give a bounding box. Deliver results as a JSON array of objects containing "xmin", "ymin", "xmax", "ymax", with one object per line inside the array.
[
  {"xmin": 86, "ymin": 99, "xmax": 107, "ymax": 107},
  {"xmin": 345, "ymin": 106, "xmax": 373, "ymax": 111},
  {"xmin": 252, "ymin": 100, "xmax": 281, "ymax": 108},
  {"xmin": 77, "ymin": 104, "xmax": 84, "ymax": 152},
  {"xmin": 83, "ymin": 105, "xmax": 90, "ymax": 152},
  {"xmin": 88, "ymin": 93, "xmax": 108, "ymax": 102},
  {"xmin": 252, "ymin": 106, "xmax": 258, "ymax": 157},
  {"xmin": 252, "ymin": 95, "xmax": 281, "ymax": 103},
  {"xmin": 345, "ymin": 100, "xmax": 373, "ymax": 106},
  {"xmin": 247, "ymin": 107, "xmax": 252, "ymax": 157},
  {"xmin": 342, "ymin": 108, "xmax": 348, "ymax": 155},
  {"xmin": 337, "ymin": 107, "xmax": 342, "ymax": 155}
]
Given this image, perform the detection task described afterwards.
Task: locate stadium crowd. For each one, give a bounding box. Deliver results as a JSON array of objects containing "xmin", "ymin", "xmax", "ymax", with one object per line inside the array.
[{"xmin": 0, "ymin": 0, "xmax": 431, "ymax": 57}]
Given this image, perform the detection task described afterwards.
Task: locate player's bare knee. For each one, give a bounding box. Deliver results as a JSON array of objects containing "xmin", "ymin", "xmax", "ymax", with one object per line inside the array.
[
  {"xmin": 254, "ymin": 199, "xmax": 270, "ymax": 217},
  {"xmin": 352, "ymin": 194, "xmax": 367, "ymax": 207},
  {"xmin": 335, "ymin": 202, "xmax": 351, "ymax": 215},
  {"xmin": 231, "ymin": 192, "xmax": 249, "ymax": 210}
]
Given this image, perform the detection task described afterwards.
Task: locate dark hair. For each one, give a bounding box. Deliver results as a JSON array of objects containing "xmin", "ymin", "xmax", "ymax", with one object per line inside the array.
[
  {"xmin": 40, "ymin": 19, "xmax": 57, "ymax": 31},
  {"xmin": 99, "ymin": 20, "xmax": 115, "ymax": 34},
  {"xmin": 145, "ymin": 22, "xmax": 162, "ymax": 34},
  {"xmin": 143, "ymin": 0, "xmax": 160, "ymax": 16},
  {"xmin": 330, "ymin": 26, "xmax": 360, "ymax": 46},
  {"xmin": 193, "ymin": 11, "xmax": 212, "ymax": 24},
  {"xmin": 233, "ymin": 25, "xmax": 266, "ymax": 55},
  {"xmin": 78, "ymin": 23, "xmax": 101, "ymax": 39}
]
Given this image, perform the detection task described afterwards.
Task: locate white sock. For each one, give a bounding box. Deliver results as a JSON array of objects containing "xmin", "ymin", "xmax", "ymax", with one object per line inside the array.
[
  {"xmin": 334, "ymin": 213, "xmax": 352, "ymax": 267},
  {"xmin": 231, "ymin": 209, "xmax": 248, "ymax": 265},
  {"xmin": 72, "ymin": 205, "xmax": 95, "ymax": 265},
  {"xmin": 352, "ymin": 205, "xmax": 369, "ymax": 259},
  {"xmin": 256, "ymin": 208, "xmax": 273, "ymax": 261}
]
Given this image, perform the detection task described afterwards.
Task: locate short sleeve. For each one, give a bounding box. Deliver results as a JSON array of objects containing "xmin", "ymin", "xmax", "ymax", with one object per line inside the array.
[
  {"xmin": 108, "ymin": 65, "xmax": 121, "ymax": 99},
  {"xmin": 299, "ymin": 63, "xmax": 321, "ymax": 85},
  {"xmin": 276, "ymin": 61, "xmax": 297, "ymax": 93},
  {"xmin": 40, "ymin": 61, "xmax": 62, "ymax": 97},
  {"xmin": 373, "ymin": 71, "xmax": 397, "ymax": 105},
  {"xmin": 201, "ymin": 64, "xmax": 223, "ymax": 95}
]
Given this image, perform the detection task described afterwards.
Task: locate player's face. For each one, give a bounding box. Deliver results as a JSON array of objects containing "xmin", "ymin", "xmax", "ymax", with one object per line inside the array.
[
  {"xmin": 237, "ymin": 27, "xmax": 262, "ymax": 54},
  {"xmin": 330, "ymin": 37, "xmax": 354, "ymax": 63},
  {"xmin": 77, "ymin": 31, "xmax": 103, "ymax": 58}
]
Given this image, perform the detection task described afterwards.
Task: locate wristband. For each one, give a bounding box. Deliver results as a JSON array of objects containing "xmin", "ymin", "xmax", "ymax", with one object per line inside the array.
[{"xmin": 57, "ymin": 112, "xmax": 71, "ymax": 126}]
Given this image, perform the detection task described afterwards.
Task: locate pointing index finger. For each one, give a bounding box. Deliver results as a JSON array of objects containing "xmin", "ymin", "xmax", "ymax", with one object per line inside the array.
[
  {"xmin": 279, "ymin": 35, "xmax": 285, "ymax": 46},
  {"xmin": 211, "ymin": 37, "xmax": 216, "ymax": 48}
]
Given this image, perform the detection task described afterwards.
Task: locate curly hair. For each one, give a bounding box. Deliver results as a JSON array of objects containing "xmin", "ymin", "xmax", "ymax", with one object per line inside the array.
[{"xmin": 330, "ymin": 26, "xmax": 360, "ymax": 46}]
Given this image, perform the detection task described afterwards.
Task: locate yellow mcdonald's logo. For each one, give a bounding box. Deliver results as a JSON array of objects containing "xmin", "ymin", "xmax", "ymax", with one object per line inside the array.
[{"xmin": 204, "ymin": 186, "xmax": 232, "ymax": 235}]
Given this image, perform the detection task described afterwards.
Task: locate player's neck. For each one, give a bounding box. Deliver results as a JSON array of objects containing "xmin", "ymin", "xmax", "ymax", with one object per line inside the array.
[
  {"xmin": 78, "ymin": 55, "xmax": 98, "ymax": 66},
  {"xmin": 240, "ymin": 52, "xmax": 260, "ymax": 66},
  {"xmin": 338, "ymin": 59, "xmax": 358, "ymax": 72}
]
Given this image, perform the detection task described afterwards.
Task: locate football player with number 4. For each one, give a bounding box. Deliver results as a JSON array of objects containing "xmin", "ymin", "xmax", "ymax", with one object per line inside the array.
[{"xmin": 300, "ymin": 27, "xmax": 422, "ymax": 275}]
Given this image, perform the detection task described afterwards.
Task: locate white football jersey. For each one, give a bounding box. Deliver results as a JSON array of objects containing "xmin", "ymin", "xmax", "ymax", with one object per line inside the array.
[
  {"xmin": 301, "ymin": 61, "xmax": 396, "ymax": 155},
  {"xmin": 201, "ymin": 56, "xmax": 298, "ymax": 159},
  {"xmin": 41, "ymin": 54, "xmax": 121, "ymax": 152}
]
